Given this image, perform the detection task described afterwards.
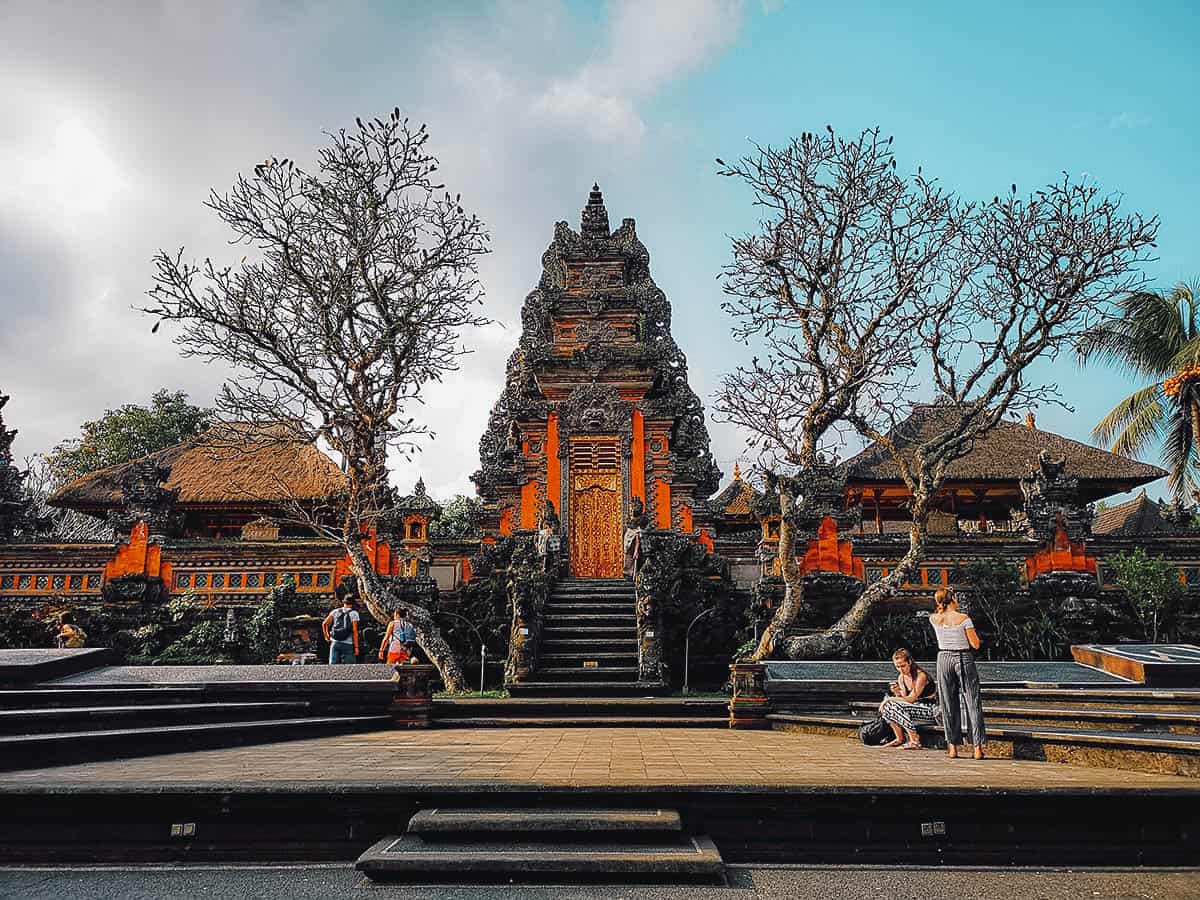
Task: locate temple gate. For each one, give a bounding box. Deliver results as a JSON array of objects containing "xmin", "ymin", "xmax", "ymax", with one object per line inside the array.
[{"xmin": 472, "ymin": 185, "xmax": 721, "ymax": 569}]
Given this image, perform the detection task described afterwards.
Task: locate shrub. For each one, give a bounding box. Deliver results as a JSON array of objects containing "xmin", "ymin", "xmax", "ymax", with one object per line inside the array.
[
  {"xmin": 851, "ymin": 611, "xmax": 934, "ymax": 660},
  {"xmin": 1105, "ymin": 547, "xmax": 1188, "ymax": 642}
]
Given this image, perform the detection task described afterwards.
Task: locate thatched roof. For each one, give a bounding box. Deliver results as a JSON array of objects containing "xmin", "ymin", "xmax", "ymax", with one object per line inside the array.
[
  {"xmin": 845, "ymin": 405, "xmax": 1166, "ymax": 492},
  {"xmin": 48, "ymin": 424, "xmax": 347, "ymax": 512},
  {"xmin": 1093, "ymin": 491, "xmax": 1178, "ymax": 537}
]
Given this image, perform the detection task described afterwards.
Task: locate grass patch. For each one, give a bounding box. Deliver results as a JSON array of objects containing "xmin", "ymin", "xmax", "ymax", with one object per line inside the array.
[{"xmin": 435, "ymin": 688, "xmax": 511, "ymax": 699}]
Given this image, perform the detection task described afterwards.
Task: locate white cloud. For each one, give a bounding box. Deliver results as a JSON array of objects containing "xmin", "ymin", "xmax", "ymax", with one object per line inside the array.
[
  {"xmin": 0, "ymin": 1, "xmax": 749, "ymax": 502},
  {"xmin": 531, "ymin": 0, "xmax": 742, "ymax": 145},
  {"xmin": 1109, "ymin": 111, "xmax": 1152, "ymax": 130}
]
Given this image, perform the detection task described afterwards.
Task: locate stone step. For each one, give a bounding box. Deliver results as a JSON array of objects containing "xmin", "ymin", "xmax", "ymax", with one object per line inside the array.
[
  {"xmin": 408, "ymin": 807, "xmax": 681, "ymax": 837},
  {"xmin": 0, "ymin": 714, "xmax": 392, "ymax": 770},
  {"xmin": 549, "ymin": 592, "xmax": 634, "ymax": 600},
  {"xmin": 543, "ymin": 604, "xmax": 634, "ymax": 616},
  {"xmin": 983, "ymin": 688, "xmax": 1200, "ymax": 711},
  {"xmin": 0, "ymin": 687, "xmax": 207, "ymax": 710},
  {"xmin": 543, "ymin": 614, "xmax": 636, "ymax": 627},
  {"xmin": 539, "ymin": 653, "xmax": 639, "ymax": 667},
  {"xmin": 768, "ymin": 713, "xmax": 1200, "ymax": 777},
  {"xmin": 356, "ymin": 834, "xmax": 724, "ymax": 883},
  {"xmin": 508, "ymin": 681, "xmax": 669, "ymax": 698},
  {"xmin": 541, "ymin": 638, "xmax": 637, "ymax": 650},
  {"xmin": 542, "ymin": 625, "xmax": 637, "ymax": 638},
  {"xmin": 534, "ymin": 667, "xmax": 639, "ymax": 682},
  {"xmin": 553, "ymin": 579, "xmax": 630, "ymax": 587},
  {"xmin": 849, "ymin": 700, "xmax": 1200, "ymax": 733},
  {"xmin": 437, "ymin": 716, "xmax": 727, "ymax": 728},
  {"xmin": 434, "ymin": 697, "xmax": 728, "ymax": 719},
  {"xmin": 0, "ymin": 701, "xmax": 312, "ymax": 735}
]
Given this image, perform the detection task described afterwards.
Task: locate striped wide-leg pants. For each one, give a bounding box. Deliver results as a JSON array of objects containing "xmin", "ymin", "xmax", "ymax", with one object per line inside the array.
[
  {"xmin": 936, "ymin": 649, "xmax": 987, "ymax": 746},
  {"xmin": 880, "ymin": 698, "xmax": 939, "ymax": 733}
]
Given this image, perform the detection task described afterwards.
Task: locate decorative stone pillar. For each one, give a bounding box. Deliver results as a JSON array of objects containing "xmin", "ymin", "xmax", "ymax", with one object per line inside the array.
[
  {"xmin": 1020, "ymin": 451, "xmax": 1098, "ymax": 602},
  {"xmin": 389, "ymin": 663, "xmax": 437, "ymax": 727},
  {"xmin": 728, "ymin": 661, "xmax": 769, "ymax": 729}
]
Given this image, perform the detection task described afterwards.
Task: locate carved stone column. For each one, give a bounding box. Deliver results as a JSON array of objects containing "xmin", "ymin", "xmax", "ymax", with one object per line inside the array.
[{"xmin": 728, "ymin": 662, "xmax": 769, "ymax": 729}]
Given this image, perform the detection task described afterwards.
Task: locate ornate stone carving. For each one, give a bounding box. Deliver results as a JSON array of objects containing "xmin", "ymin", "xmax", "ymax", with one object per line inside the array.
[
  {"xmin": 472, "ymin": 185, "xmax": 722, "ymax": 527},
  {"xmin": 107, "ymin": 459, "xmax": 183, "ymax": 539},
  {"xmin": 634, "ymin": 529, "xmax": 729, "ymax": 685},
  {"xmin": 559, "ymin": 383, "xmax": 629, "ymax": 435},
  {"xmin": 1020, "ymin": 451, "xmax": 1093, "ymax": 543},
  {"xmin": 503, "ymin": 533, "xmax": 553, "ymax": 684}
]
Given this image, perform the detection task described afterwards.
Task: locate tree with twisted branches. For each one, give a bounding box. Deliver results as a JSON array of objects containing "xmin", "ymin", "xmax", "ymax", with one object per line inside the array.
[
  {"xmin": 716, "ymin": 127, "xmax": 962, "ymax": 659},
  {"xmin": 719, "ymin": 127, "xmax": 1157, "ymax": 660},
  {"xmin": 143, "ymin": 109, "xmax": 490, "ymax": 689}
]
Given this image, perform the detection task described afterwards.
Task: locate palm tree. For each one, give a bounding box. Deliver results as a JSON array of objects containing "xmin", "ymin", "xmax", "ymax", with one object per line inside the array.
[{"xmin": 1080, "ymin": 281, "xmax": 1200, "ymax": 501}]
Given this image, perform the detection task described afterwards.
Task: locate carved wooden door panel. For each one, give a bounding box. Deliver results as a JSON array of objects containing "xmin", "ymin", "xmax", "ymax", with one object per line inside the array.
[{"xmin": 569, "ymin": 439, "xmax": 622, "ymax": 578}]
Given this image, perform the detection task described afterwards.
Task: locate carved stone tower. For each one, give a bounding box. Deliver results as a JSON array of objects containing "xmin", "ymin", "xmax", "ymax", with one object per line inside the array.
[{"xmin": 473, "ymin": 186, "xmax": 721, "ymax": 577}]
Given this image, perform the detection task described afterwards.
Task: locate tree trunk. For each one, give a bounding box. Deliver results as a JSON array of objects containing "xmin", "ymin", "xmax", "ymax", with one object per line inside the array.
[
  {"xmin": 781, "ymin": 490, "xmax": 931, "ymax": 659},
  {"xmin": 1191, "ymin": 398, "xmax": 1200, "ymax": 492},
  {"xmin": 344, "ymin": 539, "xmax": 466, "ymax": 692},
  {"xmin": 751, "ymin": 487, "xmax": 805, "ymax": 661}
]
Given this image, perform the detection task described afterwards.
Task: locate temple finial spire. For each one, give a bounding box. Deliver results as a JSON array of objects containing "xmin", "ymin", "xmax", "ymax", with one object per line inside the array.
[{"xmin": 581, "ymin": 183, "xmax": 610, "ymax": 238}]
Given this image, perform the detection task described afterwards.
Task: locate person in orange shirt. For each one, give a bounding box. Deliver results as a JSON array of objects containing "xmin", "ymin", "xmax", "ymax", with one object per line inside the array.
[{"xmin": 378, "ymin": 607, "xmax": 416, "ymax": 665}]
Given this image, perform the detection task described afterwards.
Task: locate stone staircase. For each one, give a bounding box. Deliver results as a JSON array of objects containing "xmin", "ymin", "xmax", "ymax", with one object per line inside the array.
[
  {"xmin": 768, "ymin": 686, "xmax": 1200, "ymax": 777},
  {"xmin": 510, "ymin": 578, "xmax": 664, "ymax": 697},
  {"xmin": 0, "ymin": 684, "xmax": 392, "ymax": 770},
  {"xmin": 356, "ymin": 807, "xmax": 725, "ymax": 883}
]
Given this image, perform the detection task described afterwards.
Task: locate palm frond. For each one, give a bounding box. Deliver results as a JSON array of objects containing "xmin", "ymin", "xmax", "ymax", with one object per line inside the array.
[
  {"xmin": 1084, "ymin": 290, "xmax": 1193, "ymax": 377},
  {"xmin": 1162, "ymin": 411, "xmax": 1198, "ymax": 502},
  {"xmin": 1092, "ymin": 383, "xmax": 1164, "ymax": 454}
]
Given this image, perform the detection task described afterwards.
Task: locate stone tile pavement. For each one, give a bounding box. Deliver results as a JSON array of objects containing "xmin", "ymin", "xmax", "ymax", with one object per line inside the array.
[{"xmin": 2, "ymin": 727, "xmax": 1198, "ymax": 793}]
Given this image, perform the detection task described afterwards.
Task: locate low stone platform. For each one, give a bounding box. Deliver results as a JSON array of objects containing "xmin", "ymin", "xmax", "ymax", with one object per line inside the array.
[
  {"xmin": 0, "ymin": 728, "xmax": 1194, "ymax": 867},
  {"xmin": 764, "ymin": 660, "xmax": 1132, "ymax": 686},
  {"xmin": 1072, "ymin": 643, "xmax": 1200, "ymax": 686},
  {"xmin": 0, "ymin": 648, "xmax": 112, "ymax": 684},
  {"xmin": 51, "ymin": 663, "xmax": 398, "ymax": 683}
]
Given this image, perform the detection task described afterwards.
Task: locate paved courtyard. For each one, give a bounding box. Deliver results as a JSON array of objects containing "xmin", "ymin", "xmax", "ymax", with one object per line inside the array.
[
  {"xmin": 2, "ymin": 727, "xmax": 1197, "ymax": 793},
  {"xmin": 2, "ymin": 864, "xmax": 1199, "ymax": 900}
]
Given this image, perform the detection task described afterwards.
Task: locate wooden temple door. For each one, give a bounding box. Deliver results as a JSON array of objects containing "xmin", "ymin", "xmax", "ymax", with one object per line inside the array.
[{"xmin": 568, "ymin": 437, "xmax": 623, "ymax": 578}]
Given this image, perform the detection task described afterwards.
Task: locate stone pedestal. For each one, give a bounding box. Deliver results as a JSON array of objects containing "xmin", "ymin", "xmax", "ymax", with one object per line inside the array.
[
  {"xmin": 278, "ymin": 615, "xmax": 324, "ymax": 660},
  {"xmin": 728, "ymin": 662, "xmax": 769, "ymax": 730},
  {"xmin": 389, "ymin": 663, "xmax": 437, "ymax": 728}
]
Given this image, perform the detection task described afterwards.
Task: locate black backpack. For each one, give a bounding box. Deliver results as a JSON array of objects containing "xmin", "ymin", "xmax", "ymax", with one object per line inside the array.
[
  {"xmin": 858, "ymin": 716, "xmax": 893, "ymax": 746},
  {"xmin": 331, "ymin": 608, "xmax": 354, "ymax": 641}
]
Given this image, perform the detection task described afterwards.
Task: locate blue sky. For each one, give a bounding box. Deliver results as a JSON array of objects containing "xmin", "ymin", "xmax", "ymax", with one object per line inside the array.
[{"xmin": 1, "ymin": 0, "xmax": 1197, "ymax": 501}]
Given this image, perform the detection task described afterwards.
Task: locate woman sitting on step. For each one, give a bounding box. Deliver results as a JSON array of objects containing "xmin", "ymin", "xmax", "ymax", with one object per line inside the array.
[{"xmin": 879, "ymin": 648, "xmax": 938, "ymax": 750}]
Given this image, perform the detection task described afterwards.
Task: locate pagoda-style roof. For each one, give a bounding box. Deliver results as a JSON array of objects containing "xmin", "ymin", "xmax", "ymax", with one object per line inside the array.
[
  {"xmin": 845, "ymin": 405, "xmax": 1166, "ymax": 500},
  {"xmin": 48, "ymin": 424, "xmax": 347, "ymax": 513},
  {"xmin": 711, "ymin": 464, "xmax": 760, "ymax": 518},
  {"xmin": 1093, "ymin": 490, "xmax": 1181, "ymax": 537}
]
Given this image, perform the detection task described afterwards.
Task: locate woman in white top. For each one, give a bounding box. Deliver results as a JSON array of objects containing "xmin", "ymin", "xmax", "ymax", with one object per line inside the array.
[{"xmin": 929, "ymin": 588, "xmax": 987, "ymax": 759}]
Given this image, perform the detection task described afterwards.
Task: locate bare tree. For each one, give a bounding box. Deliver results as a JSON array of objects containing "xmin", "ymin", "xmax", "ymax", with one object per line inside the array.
[
  {"xmin": 22, "ymin": 455, "xmax": 114, "ymax": 542},
  {"xmin": 716, "ymin": 127, "xmax": 962, "ymax": 659},
  {"xmin": 795, "ymin": 176, "xmax": 1159, "ymax": 658},
  {"xmin": 143, "ymin": 109, "xmax": 490, "ymax": 689},
  {"xmin": 719, "ymin": 128, "xmax": 1158, "ymax": 660}
]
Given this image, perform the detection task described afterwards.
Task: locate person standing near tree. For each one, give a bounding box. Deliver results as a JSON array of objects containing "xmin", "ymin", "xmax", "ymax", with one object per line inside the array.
[
  {"xmin": 930, "ymin": 588, "xmax": 986, "ymax": 759},
  {"xmin": 323, "ymin": 589, "xmax": 360, "ymax": 665}
]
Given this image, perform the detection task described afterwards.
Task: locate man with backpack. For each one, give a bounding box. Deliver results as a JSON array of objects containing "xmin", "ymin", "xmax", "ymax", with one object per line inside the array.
[{"xmin": 322, "ymin": 587, "xmax": 361, "ymax": 664}]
